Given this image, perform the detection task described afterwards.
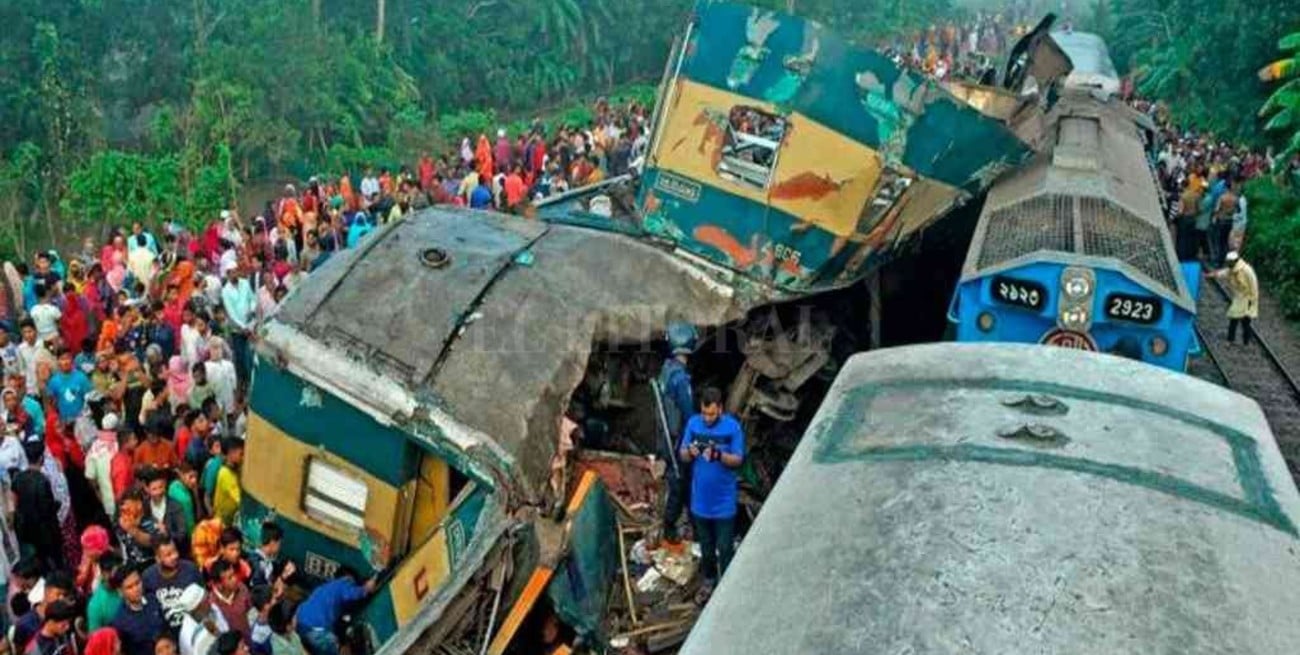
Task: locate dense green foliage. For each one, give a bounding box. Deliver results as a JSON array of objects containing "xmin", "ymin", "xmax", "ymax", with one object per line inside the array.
[
  {"xmin": 1243, "ymin": 176, "xmax": 1300, "ymax": 318},
  {"xmin": 1098, "ymin": 0, "xmax": 1300, "ymax": 144},
  {"xmin": 1259, "ymin": 31, "xmax": 1300, "ymax": 163},
  {"xmin": 0, "ymin": 0, "xmax": 954, "ymax": 258}
]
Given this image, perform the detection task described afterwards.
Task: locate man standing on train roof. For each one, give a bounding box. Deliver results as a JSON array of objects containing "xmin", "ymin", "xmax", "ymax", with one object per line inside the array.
[
  {"xmin": 678, "ymin": 386, "xmax": 745, "ymax": 603},
  {"xmin": 1210, "ymin": 251, "xmax": 1259, "ymax": 345},
  {"xmin": 656, "ymin": 322, "xmax": 696, "ymax": 552}
]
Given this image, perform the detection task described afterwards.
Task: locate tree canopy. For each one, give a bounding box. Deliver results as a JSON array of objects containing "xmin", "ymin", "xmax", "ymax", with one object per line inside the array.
[
  {"xmin": 1097, "ymin": 0, "xmax": 1300, "ymax": 144},
  {"xmin": 0, "ymin": 0, "xmax": 958, "ymax": 257}
]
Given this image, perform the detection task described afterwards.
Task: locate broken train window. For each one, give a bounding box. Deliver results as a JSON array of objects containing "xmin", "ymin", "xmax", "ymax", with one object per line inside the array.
[
  {"xmin": 303, "ymin": 457, "xmax": 369, "ymax": 531},
  {"xmin": 857, "ymin": 168, "xmax": 913, "ymax": 231},
  {"xmin": 716, "ymin": 106, "xmax": 788, "ymax": 191}
]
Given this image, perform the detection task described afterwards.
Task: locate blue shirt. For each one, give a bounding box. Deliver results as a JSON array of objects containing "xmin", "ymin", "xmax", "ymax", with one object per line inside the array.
[
  {"xmin": 21, "ymin": 277, "xmax": 35, "ymax": 313},
  {"xmin": 22, "ymin": 395, "xmax": 44, "ymax": 434},
  {"xmin": 47, "ymin": 369, "xmax": 93, "ymax": 421},
  {"xmin": 469, "ymin": 185, "xmax": 493, "ymax": 209},
  {"xmin": 296, "ymin": 578, "xmax": 367, "ymax": 631},
  {"xmin": 112, "ymin": 599, "xmax": 168, "ymax": 655},
  {"xmin": 679, "ymin": 414, "xmax": 745, "ymax": 519},
  {"xmin": 347, "ymin": 222, "xmax": 375, "ymax": 249}
]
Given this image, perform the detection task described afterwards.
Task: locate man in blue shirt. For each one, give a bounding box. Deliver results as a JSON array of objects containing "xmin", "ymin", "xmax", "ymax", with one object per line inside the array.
[
  {"xmin": 468, "ymin": 179, "xmax": 493, "ymax": 209},
  {"xmin": 111, "ymin": 564, "xmax": 168, "ymax": 655},
  {"xmin": 677, "ymin": 386, "xmax": 745, "ymax": 597},
  {"xmin": 46, "ymin": 349, "xmax": 92, "ymax": 426},
  {"xmin": 296, "ymin": 567, "xmax": 377, "ymax": 655}
]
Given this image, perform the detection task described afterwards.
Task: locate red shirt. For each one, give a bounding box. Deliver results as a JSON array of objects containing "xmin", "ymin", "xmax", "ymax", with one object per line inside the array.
[
  {"xmin": 175, "ymin": 425, "xmax": 193, "ymax": 462},
  {"xmin": 110, "ymin": 450, "xmax": 135, "ymax": 500},
  {"xmin": 419, "ymin": 158, "xmax": 435, "ymax": 190},
  {"xmin": 504, "ymin": 174, "xmax": 526, "ymax": 207}
]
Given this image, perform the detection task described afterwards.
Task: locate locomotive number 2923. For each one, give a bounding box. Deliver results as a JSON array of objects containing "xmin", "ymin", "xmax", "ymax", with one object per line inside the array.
[
  {"xmin": 991, "ymin": 275, "xmax": 1046, "ymax": 311},
  {"xmin": 1105, "ymin": 293, "xmax": 1162, "ymax": 324}
]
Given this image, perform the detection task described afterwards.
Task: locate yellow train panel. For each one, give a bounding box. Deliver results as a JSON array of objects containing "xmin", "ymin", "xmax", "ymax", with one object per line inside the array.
[
  {"xmin": 244, "ymin": 413, "xmax": 408, "ymax": 551},
  {"xmin": 654, "ymin": 79, "xmax": 885, "ymax": 238},
  {"xmin": 409, "ymin": 455, "xmax": 451, "ymax": 547},
  {"xmin": 389, "ymin": 529, "xmax": 452, "ymax": 626}
]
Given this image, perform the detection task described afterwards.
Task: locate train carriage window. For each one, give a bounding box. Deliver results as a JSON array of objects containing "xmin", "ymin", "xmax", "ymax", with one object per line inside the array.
[
  {"xmin": 303, "ymin": 457, "xmax": 369, "ymax": 531},
  {"xmin": 716, "ymin": 106, "xmax": 787, "ymax": 191},
  {"xmin": 857, "ymin": 168, "xmax": 913, "ymax": 231}
]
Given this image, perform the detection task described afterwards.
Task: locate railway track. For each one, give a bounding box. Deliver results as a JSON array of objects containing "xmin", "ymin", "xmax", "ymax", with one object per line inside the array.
[{"xmin": 1193, "ymin": 276, "xmax": 1300, "ymax": 479}]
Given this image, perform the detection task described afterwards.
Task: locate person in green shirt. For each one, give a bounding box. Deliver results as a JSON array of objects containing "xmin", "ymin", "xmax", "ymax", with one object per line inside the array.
[
  {"xmin": 86, "ymin": 553, "xmax": 124, "ymax": 631},
  {"xmin": 168, "ymin": 462, "xmax": 200, "ymax": 533},
  {"xmin": 201, "ymin": 438, "xmax": 223, "ymax": 514}
]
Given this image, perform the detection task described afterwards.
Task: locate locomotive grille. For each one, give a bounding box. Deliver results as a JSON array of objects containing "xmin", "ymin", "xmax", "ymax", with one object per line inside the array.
[
  {"xmin": 976, "ymin": 194, "xmax": 1074, "ymax": 269},
  {"xmin": 1079, "ymin": 197, "xmax": 1178, "ymax": 292}
]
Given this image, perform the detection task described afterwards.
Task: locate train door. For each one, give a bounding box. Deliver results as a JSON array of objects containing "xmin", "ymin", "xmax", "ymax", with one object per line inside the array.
[{"xmin": 409, "ymin": 454, "xmax": 451, "ymax": 545}]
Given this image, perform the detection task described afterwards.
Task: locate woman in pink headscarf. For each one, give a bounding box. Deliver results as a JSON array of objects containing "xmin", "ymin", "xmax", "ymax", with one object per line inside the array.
[
  {"xmin": 76, "ymin": 525, "xmax": 112, "ymax": 597},
  {"xmin": 106, "ymin": 249, "xmax": 127, "ymax": 292},
  {"xmin": 84, "ymin": 628, "xmax": 121, "ymax": 655},
  {"xmin": 166, "ymin": 356, "xmax": 192, "ymax": 407},
  {"xmin": 99, "ymin": 234, "xmax": 126, "ymax": 275}
]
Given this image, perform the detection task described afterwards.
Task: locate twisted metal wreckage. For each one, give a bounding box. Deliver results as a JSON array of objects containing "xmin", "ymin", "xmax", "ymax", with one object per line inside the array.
[{"xmin": 241, "ymin": 3, "xmax": 1073, "ymax": 653}]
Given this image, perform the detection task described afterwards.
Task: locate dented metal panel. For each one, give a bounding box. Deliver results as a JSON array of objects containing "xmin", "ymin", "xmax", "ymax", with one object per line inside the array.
[
  {"xmin": 272, "ymin": 208, "xmax": 748, "ymax": 501},
  {"xmin": 281, "ymin": 210, "xmax": 547, "ymax": 385},
  {"xmin": 636, "ymin": 1, "xmax": 1034, "ymax": 294}
]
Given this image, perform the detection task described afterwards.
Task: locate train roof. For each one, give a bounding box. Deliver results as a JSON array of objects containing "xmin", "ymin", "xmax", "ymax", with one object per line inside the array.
[
  {"xmin": 1051, "ymin": 31, "xmax": 1119, "ymax": 89},
  {"xmin": 260, "ymin": 208, "xmax": 747, "ymax": 500},
  {"xmin": 682, "ymin": 343, "xmax": 1300, "ymax": 655},
  {"xmin": 961, "ymin": 93, "xmax": 1193, "ymax": 309}
]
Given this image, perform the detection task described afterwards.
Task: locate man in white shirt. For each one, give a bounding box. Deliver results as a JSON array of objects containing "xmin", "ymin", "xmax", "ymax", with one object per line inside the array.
[
  {"xmin": 15, "ymin": 320, "xmax": 42, "ymax": 397},
  {"xmin": 221, "ymin": 269, "xmax": 256, "ymax": 386},
  {"xmin": 177, "ymin": 584, "xmax": 229, "ymax": 655},
  {"xmin": 28, "ymin": 287, "xmax": 62, "ymax": 343},
  {"xmin": 127, "ymin": 234, "xmax": 157, "ymax": 292},
  {"xmin": 360, "ymin": 167, "xmax": 381, "ymax": 201}
]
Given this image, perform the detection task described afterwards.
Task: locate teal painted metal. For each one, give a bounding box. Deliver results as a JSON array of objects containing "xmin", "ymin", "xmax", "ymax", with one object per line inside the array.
[
  {"xmin": 684, "ymin": 2, "xmax": 1028, "ymax": 187},
  {"xmin": 445, "ymin": 487, "xmax": 489, "ymax": 567},
  {"xmin": 546, "ymin": 482, "xmax": 618, "ymax": 641},
  {"xmin": 641, "ymin": 167, "xmax": 885, "ymax": 291},
  {"xmin": 361, "ymin": 585, "xmax": 400, "ymax": 647},
  {"xmin": 240, "ymin": 496, "xmax": 377, "ymax": 580},
  {"xmin": 632, "ymin": 2, "xmax": 1033, "ymax": 295},
  {"xmin": 809, "ymin": 378, "xmax": 1297, "ymax": 536},
  {"xmin": 250, "ymin": 360, "xmax": 417, "ymax": 487}
]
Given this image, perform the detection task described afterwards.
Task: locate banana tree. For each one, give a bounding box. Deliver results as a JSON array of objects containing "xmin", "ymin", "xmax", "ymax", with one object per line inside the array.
[{"xmin": 1260, "ymin": 31, "xmax": 1300, "ymax": 163}]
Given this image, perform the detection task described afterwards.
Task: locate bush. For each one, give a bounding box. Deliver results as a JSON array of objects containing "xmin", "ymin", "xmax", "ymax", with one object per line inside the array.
[{"xmin": 1243, "ymin": 177, "xmax": 1300, "ymax": 318}]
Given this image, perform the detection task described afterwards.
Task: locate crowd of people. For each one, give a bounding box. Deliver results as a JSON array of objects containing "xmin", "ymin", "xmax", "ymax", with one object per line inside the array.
[
  {"xmin": 0, "ymin": 92, "xmax": 669, "ymax": 655},
  {"xmin": 317, "ymin": 97, "xmax": 653, "ymax": 224},
  {"xmin": 882, "ymin": 11, "xmax": 1039, "ymax": 82},
  {"xmin": 1133, "ymin": 95, "xmax": 1276, "ymax": 344}
]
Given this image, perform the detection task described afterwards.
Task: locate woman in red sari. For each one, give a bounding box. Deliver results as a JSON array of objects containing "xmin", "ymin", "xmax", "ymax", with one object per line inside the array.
[
  {"xmin": 60, "ymin": 288, "xmax": 91, "ymax": 356},
  {"xmin": 340, "ymin": 175, "xmax": 358, "ymax": 212},
  {"xmin": 475, "ymin": 134, "xmax": 494, "ymax": 182},
  {"xmin": 168, "ymin": 257, "xmax": 197, "ymax": 303}
]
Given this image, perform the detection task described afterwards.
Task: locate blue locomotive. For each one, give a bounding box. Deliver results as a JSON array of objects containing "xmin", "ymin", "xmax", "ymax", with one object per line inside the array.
[{"xmin": 949, "ymin": 32, "xmax": 1200, "ymax": 370}]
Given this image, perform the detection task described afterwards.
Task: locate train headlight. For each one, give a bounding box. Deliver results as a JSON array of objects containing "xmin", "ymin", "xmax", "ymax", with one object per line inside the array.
[
  {"xmin": 977, "ymin": 312, "xmax": 996, "ymax": 332},
  {"xmin": 1060, "ymin": 306, "xmax": 1090, "ymax": 331},
  {"xmin": 1150, "ymin": 336, "xmax": 1168, "ymax": 357},
  {"xmin": 1061, "ymin": 267, "xmax": 1094, "ymax": 300}
]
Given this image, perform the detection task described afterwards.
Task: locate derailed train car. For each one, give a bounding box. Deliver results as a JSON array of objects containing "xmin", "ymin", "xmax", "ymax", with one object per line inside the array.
[
  {"xmin": 949, "ymin": 31, "xmax": 1200, "ymax": 369},
  {"xmin": 683, "ymin": 343, "xmax": 1300, "ymax": 654},
  {"xmin": 242, "ymin": 3, "xmax": 1054, "ymax": 654}
]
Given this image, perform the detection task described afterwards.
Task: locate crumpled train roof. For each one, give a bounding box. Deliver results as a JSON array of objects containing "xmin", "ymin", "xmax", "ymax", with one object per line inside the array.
[{"xmin": 274, "ymin": 208, "xmax": 745, "ymax": 498}]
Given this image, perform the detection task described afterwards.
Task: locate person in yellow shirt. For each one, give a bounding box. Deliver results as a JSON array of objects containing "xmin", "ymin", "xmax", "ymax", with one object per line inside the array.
[{"xmin": 212, "ymin": 437, "xmax": 243, "ymax": 526}]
